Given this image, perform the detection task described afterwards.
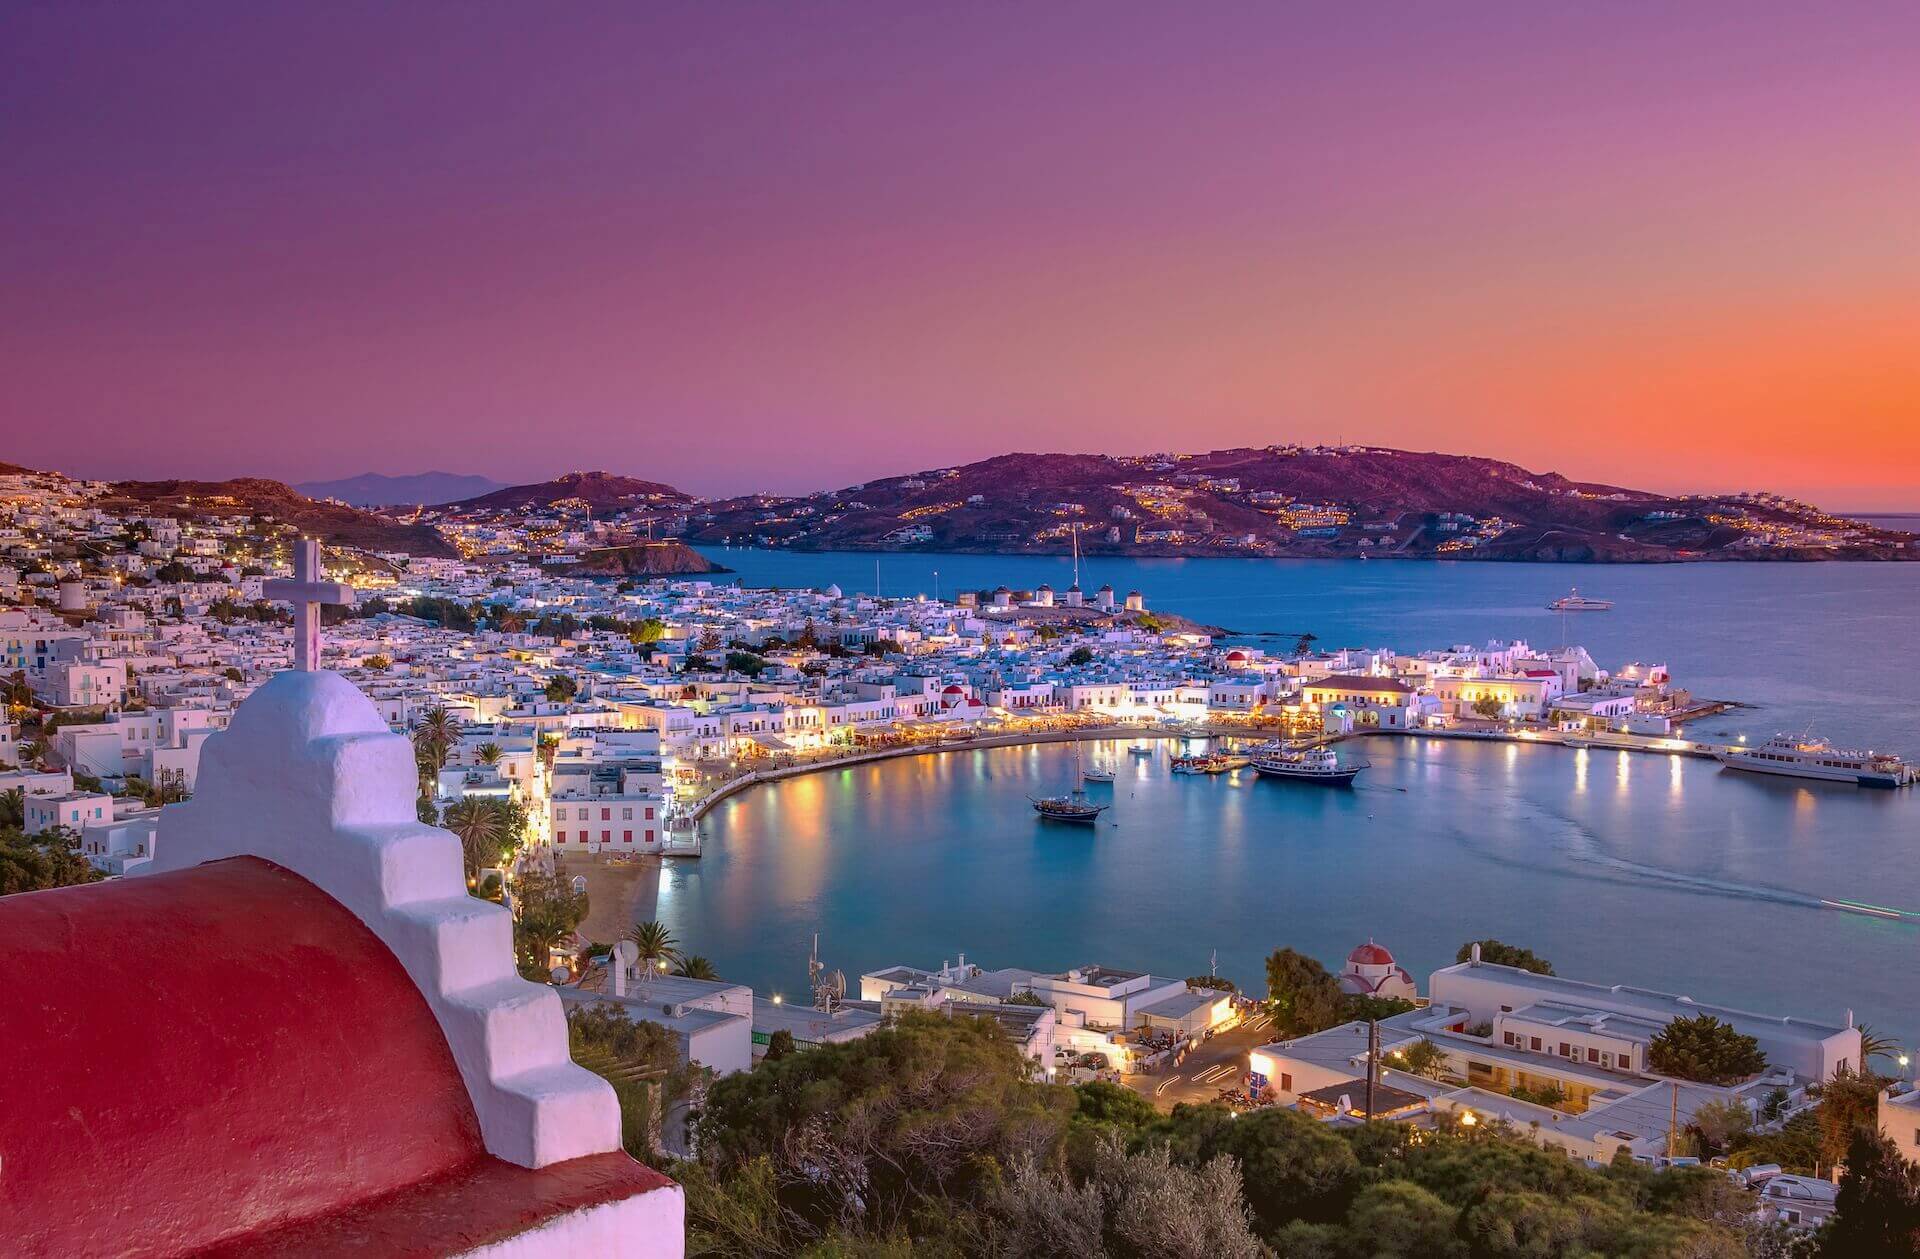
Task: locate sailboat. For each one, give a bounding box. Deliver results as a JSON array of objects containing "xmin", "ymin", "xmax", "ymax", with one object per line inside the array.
[{"xmin": 1033, "ymin": 742, "xmax": 1108, "ymax": 822}]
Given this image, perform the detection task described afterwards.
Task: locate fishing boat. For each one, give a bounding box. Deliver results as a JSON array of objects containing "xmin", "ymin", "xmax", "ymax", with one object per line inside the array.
[
  {"xmin": 1129, "ymin": 744, "xmax": 1156, "ymax": 758},
  {"xmin": 1250, "ymin": 741, "xmax": 1364, "ymax": 786},
  {"xmin": 1547, "ymin": 587, "xmax": 1613, "ymax": 612},
  {"xmin": 1033, "ymin": 743, "xmax": 1110, "ymax": 821},
  {"xmin": 1716, "ymin": 734, "xmax": 1912, "ymax": 789},
  {"xmin": 1170, "ymin": 754, "xmax": 1216, "ymax": 775}
]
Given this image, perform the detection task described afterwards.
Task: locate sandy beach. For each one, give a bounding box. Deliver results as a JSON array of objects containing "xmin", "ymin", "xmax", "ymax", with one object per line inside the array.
[{"xmin": 559, "ymin": 853, "xmax": 661, "ymax": 945}]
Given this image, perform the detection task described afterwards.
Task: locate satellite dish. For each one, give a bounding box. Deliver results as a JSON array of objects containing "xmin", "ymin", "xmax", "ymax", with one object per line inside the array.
[
  {"xmin": 827, "ymin": 969, "xmax": 846, "ymax": 998},
  {"xmin": 611, "ymin": 940, "xmax": 639, "ymax": 971},
  {"xmin": 548, "ymin": 965, "xmax": 570, "ymax": 985}
]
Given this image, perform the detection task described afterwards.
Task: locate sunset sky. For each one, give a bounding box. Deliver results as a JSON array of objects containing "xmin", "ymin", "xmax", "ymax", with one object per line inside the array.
[{"xmin": 4, "ymin": 3, "xmax": 1916, "ymax": 508}]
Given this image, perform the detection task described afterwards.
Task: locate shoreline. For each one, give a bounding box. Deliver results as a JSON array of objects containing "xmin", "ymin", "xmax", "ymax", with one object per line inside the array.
[{"xmin": 682, "ymin": 718, "xmax": 1758, "ymax": 824}]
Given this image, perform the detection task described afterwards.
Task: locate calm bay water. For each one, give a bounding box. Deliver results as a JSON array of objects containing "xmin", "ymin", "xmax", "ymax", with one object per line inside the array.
[{"xmin": 668, "ymin": 549, "xmax": 1918, "ymax": 1045}]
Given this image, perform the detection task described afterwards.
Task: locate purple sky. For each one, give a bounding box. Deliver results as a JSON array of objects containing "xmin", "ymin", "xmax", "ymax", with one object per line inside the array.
[{"xmin": 4, "ymin": 2, "xmax": 1917, "ymax": 506}]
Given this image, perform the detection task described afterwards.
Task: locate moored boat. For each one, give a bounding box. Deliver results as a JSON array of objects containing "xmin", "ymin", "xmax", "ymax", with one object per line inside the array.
[
  {"xmin": 1548, "ymin": 587, "xmax": 1613, "ymax": 611},
  {"xmin": 1716, "ymin": 735, "xmax": 1911, "ymax": 789},
  {"xmin": 1250, "ymin": 740, "xmax": 1363, "ymax": 786}
]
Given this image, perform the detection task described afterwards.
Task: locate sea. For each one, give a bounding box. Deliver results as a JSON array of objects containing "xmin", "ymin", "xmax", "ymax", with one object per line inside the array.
[{"xmin": 654, "ymin": 547, "xmax": 1919, "ymax": 1050}]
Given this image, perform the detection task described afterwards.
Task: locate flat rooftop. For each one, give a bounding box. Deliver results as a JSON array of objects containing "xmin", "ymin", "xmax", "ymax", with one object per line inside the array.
[{"xmin": 1435, "ymin": 961, "xmax": 1852, "ymax": 1045}]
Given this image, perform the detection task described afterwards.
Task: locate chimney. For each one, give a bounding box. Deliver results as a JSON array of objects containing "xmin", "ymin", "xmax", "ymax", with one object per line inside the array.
[
  {"xmin": 958, "ymin": 951, "xmax": 967, "ymax": 973},
  {"xmin": 1470, "ymin": 943, "xmax": 1481, "ymax": 966}
]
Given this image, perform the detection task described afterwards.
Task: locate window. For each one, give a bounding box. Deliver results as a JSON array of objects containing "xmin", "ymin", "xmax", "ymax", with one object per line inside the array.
[
  {"xmin": 1587, "ymin": 1048, "xmax": 1599, "ymax": 1063},
  {"xmin": 601, "ymin": 808, "xmax": 610, "ymax": 822},
  {"xmin": 1280, "ymin": 1073, "xmax": 1292, "ymax": 1092},
  {"xmin": 554, "ymin": 830, "xmax": 565, "ymax": 842},
  {"xmin": 622, "ymin": 830, "xmax": 632, "ymax": 842},
  {"xmin": 1530, "ymin": 1036, "xmax": 1542, "ymax": 1052},
  {"xmin": 645, "ymin": 807, "xmax": 654, "ymax": 821},
  {"xmin": 622, "ymin": 807, "xmax": 632, "ymax": 821},
  {"xmin": 646, "ymin": 829, "xmax": 655, "ymax": 842},
  {"xmin": 601, "ymin": 830, "xmax": 610, "ymax": 842}
]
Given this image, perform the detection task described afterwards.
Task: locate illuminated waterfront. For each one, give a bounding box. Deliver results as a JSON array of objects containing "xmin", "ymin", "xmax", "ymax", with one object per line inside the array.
[{"xmin": 661, "ymin": 734, "xmax": 1918, "ymax": 1046}]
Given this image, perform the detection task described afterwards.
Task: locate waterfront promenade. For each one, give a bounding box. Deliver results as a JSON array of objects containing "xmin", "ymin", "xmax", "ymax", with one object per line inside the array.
[{"xmin": 672, "ymin": 715, "xmax": 1757, "ymax": 832}]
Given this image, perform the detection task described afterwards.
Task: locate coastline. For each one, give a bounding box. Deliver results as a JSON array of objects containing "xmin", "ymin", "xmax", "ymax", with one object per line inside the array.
[{"xmin": 681, "ymin": 720, "xmax": 1749, "ymax": 824}]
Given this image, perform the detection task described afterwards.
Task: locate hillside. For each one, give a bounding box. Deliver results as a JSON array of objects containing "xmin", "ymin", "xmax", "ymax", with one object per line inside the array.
[
  {"xmin": 295, "ymin": 471, "xmax": 505, "ymax": 507},
  {"xmin": 102, "ymin": 478, "xmax": 459, "ymax": 558},
  {"xmin": 442, "ymin": 471, "xmax": 692, "ymax": 515},
  {"xmin": 685, "ymin": 446, "xmax": 1916, "ymax": 563},
  {"xmin": 561, "ymin": 541, "xmax": 729, "ymax": 577}
]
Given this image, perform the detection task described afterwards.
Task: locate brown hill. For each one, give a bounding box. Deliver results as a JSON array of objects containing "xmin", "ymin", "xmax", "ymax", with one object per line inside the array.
[
  {"xmin": 562, "ymin": 541, "xmax": 728, "ymax": 577},
  {"xmin": 445, "ymin": 472, "xmax": 692, "ymax": 515},
  {"xmin": 689, "ymin": 446, "xmax": 1912, "ymax": 563},
  {"xmin": 103, "ymin": 478, "xmax": 458, "ymax": 558}
]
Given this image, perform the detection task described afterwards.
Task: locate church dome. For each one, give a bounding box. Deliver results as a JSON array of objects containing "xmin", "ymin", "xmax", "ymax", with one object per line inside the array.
[{"xmin": 1347, "ymin": 940, "xmax": 1395, "ymax": 966}]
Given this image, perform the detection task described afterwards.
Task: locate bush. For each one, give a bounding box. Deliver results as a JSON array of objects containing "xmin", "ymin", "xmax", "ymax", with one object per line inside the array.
[{"xmin": 1456, "ymin": 939, "xmax": 1555, "ymax": 974}]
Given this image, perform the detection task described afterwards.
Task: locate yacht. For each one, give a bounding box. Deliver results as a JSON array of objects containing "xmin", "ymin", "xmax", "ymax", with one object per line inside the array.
[
  {"xmin": 1717, "ymin": 735, "xmax": 1912, "ymax": 789},
  {"xmin": 1082, "ymin": 764, "xmax": 1116, "ymax": 783},
  {"xmin": 1548, "ymin": 588, "xmax": 1613, "ymax": 611},
  {"xmin": 1129, "ymin": 744, "xmax": 1156, "ymax": 758},
  {"xmin": 1170, "ymin": 754, "xmax": 1218, "ymax": 775},
  {"xmin": 1250, "ymin": 741, "xmax": 1364, "ymax": 786},
  {"xmin": 1033, "ymin": 744, "xmax": 1110, "ymax": 821}
]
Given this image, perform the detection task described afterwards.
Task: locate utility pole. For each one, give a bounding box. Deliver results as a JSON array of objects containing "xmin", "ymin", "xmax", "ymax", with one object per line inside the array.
[
  {"xmin": 1667, "ymin": 1080, "xmax": 1679, "ymax": 1161},
  {"xmin": 1366, "ymin": 1019, "xmax": 1379, "ymax": 1121}
]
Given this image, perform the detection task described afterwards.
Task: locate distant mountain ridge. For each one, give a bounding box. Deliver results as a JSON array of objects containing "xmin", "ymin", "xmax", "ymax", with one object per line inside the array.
[
  {"xmin": 441, "ymin": 471, "xmax": 692, "ymax": 514},
  {"xmin": 101, "ymin": 477, "xmax": 459, "ymax": 558},
  {"xmin": 683, "ymin": 445, "xmax": 1918, "ymax": 563},
  {"xmin": 295, "ymin": 471, "xmax": 506, "ymax": 507}
]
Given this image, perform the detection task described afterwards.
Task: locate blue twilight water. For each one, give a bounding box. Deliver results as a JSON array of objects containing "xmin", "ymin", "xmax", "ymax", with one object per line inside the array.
[{"xmin": 667, "ymin": 549, "xmax": 1917, "ymax": 1044}]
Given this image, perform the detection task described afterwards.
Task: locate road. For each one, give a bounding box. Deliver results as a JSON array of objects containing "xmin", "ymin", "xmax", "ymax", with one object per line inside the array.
[{"xmin": 1130, "ymin": 1011, "xmax": 1275, "ymax": 1111}]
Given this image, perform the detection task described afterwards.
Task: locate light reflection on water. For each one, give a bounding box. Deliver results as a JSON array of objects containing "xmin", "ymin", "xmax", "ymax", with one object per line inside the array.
[{"xmin": 662, "ymin": 737, "xmax": 1919, "ymax": 1048}]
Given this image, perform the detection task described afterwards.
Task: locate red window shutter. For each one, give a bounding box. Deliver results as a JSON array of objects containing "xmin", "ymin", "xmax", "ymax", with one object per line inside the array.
[
  {"xmin": 601, "ymin": 808, "xmax": 610, "ymax": 821},
  {"xmin": 601, "ymin": 830, "xmax": 610, "ymax": 842},
  {"xmin": 645, "ymin": 807, "xmax": 654, "ymax": 821},
  {"xmin": 646, "ymin": 829, "xmax": 654, "ymax": 842},
  {"xmin": 623, "ymin": 830, "xmax": 632, "ymax": 842},
  {"xmin": 554, "ymin": 830, "xmax": 565, "ymax": 842}
]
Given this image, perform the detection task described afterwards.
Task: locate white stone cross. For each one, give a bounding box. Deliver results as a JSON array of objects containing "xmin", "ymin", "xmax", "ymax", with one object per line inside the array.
[{"xmin": 263, "ymin": 539, "xmax": 353, "ymax": 672}]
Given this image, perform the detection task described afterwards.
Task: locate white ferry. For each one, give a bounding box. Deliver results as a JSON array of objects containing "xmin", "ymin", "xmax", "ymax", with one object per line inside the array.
[
  {"xmin": 1716, "ymin": 735, "xmax": 1912, "ymax": 789},
  {"xmin": 1250, "ymin": 741, "xmax": 1363, "ymax": 786},
  {"xmin": 1548, "ymin": 587, "xmax": 1613, "ymax": 611}
]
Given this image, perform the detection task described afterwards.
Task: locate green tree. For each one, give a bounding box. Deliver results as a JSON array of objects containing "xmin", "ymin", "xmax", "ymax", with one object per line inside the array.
[
  {"xmin": 1471, "ymin": 695, "xmax": 1504, "ymax": 719},
  {"xmin": 544, "ymin": 674, "xmax": 579, "ymax": 703},
  {"xmin": 412, "ymin": 706, "xmax": 458, "ymax": 775},
  {"xmin": 1822, "ymin": 1126, "xmax": 1920, "ymax": 1257},
  {"xmin": 1066, "ymin": 645, "xmax": 1095, "ymax": 667},
  {"xmin": 1393, "ymin": 1037, "xmax": 1450, "ymax": 1080},
  {"xmin": 1858, "ymin": 1024, "xmax": 1903, "ymax": 1072},
  {"xmin": 1648, "ymin": 1014, "xmax": 1767, "ymax": 1085},
  {"xmin": 761, "ymin": 1028, "xmax": 796, "ymax": 1062},
  {"xmin": 1686, "ymin": 1097, "xmax": 1755, "ymax": 1159},
  {"xmin": 511, "ymin": 868, "xmax": 587, "ymax": 980},
  {"xmin": 442, "ymin": 798, "xmax": 509, "ymax": 884},
  {"xmin": 1816, "ymin": 1064, "xmax": 1890, "ymax": 1171},
  {"xmin": 1456, "ymin": 938, "xmax": 1555, "ymax": 975},
  {"xmin": 0, "ymin": 788, "xmax": 24, "ymax": 828},
  {"xmin": 627, "ymin": 617, "xmax": 667, "ymax": 647},
  {"xmin": 695, "ymin": 1013, "xmax": 1071, "ymax": 1239},
  {"xmin": 1344, "ymin": 1180, "xmax": 1464, "ymax": 1258},
  {"xmin": 475, "ymin": 742, "xmax": 503, "ymax": 767},
  {"xmin": 724, "ymin": 651, "xmax": 766, "ymax": 678},
  {"xmin": 1, "ymin": 824, "xmax": 102, "ymax": 896},
  {"xmin": 1205, "ymin": 1104, "xmax": 1360, "ymax": 1230},
  {"xmin": 1264, "ymin": 947, "xmax": 1345, "ymax": 1036},
  {"xmin": 364, "ymin": 653, "xmax": 391, "ymax": 671}
]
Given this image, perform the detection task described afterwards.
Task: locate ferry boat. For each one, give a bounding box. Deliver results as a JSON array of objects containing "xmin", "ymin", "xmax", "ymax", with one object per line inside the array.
[
  {"xmin": 1548, "ymin": 587, "xmax": 1613, "ymax": 612},
  {"xmin": 1250, "ymin": 741, "xmax": 1364, "ymax": 786},
  {"xmin": 1716, "ymin": 735, "xmax": 1912, "ymax": 789}
]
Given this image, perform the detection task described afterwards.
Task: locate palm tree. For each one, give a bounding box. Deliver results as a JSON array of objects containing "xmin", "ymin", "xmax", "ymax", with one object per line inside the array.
[
  {"xmin": 413, "ymin": 706, "xmax": 457, "ymax": 774},
  {"xmin": 623, "ymin": 920, "xmax": 679, "ymax": 987},
  {"xmin": 1858, "ymin": 1023, "xmax": 1902, "ymax": 1072},
  {"xmin": 442, "ymin": 798, "xmax": 506, "ymax": 885},
  {"xmin": 476, "ymin": 742, "xmax": 503, "ymax": 767},
  {"xmin": 0, "ymin": 787, "xmax": 24, "ymax": 828},
  {"xmin": 673, "ymin": 955, "xmax": 718, "ymax": 981}
]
